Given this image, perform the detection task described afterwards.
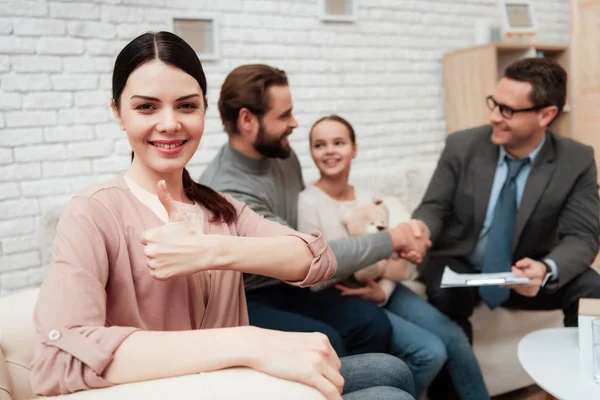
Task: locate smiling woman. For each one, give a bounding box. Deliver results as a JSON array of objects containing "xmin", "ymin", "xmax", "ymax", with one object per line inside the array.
[
  {"xmin": 298, "ymin": 114, "xmax": 491, "ymax": 399},
  {"xmin": 29, "ymin": 31, "xmax": 342, "ymax": 398},
  {"xmin": 109, "ymin": 32, "xmax": 230, "ymax": 220}
]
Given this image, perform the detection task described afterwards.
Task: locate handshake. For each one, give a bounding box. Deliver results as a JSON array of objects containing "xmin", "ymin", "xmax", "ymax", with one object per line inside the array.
[{"xmin": 388, "ymin": 219, "xmax": 431, "ymax": 265}]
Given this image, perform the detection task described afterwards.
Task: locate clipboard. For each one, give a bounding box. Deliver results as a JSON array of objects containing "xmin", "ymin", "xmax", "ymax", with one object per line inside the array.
[{"xmin": 440, "ymin": 266, "xmax": 531, "ymax": 288}]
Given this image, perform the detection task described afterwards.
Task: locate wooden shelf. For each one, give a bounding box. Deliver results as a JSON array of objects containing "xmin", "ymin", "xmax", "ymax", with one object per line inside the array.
[
  {"xmin": 444, "ymin": 43, "xmax": 568, "ymax": 56},
  {"xmin": 494, "ymin": 43, "xmax": 568, "ymax": 52},
  {"xmin": 572, "ymin": 0, "xmax": 600, "ymax": 267}
]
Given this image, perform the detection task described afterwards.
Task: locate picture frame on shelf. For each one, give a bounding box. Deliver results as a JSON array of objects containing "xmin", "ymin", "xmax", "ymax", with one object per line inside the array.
[{"xmin": 499, "ymin": 1, "xmax": 537, "ymax": 38}]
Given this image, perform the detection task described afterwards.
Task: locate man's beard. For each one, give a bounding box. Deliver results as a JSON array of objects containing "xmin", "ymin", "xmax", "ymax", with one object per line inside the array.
[{"xmin": 253, "ymin": 120, "xmax": 292, "ymax": 159}]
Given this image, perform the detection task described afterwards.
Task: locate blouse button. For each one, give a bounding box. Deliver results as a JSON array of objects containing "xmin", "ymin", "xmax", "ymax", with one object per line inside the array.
[{"xmin": 48, "ymin": 329, "xmax": 61, "ymax": 341}]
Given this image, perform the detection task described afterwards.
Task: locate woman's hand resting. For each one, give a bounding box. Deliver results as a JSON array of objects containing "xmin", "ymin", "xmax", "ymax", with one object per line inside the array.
[
  {"xmin": 141, "ymin": 180, "xmax": 222, "ymax": 280},
  {"xmin": 247, "ymin": 327, "xmax": 344, "ymax": 400}
]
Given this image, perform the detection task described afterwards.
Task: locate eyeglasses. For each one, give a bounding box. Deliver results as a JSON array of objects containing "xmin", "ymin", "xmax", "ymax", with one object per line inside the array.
[{"xmin": 486, "ymin": 95, "xmax": 551, "ymax": 120}]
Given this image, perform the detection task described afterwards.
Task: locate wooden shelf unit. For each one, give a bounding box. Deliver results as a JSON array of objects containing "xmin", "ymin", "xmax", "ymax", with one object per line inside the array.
[{"xmin": 442, "ymin": 43, "xmax": 572, "ymax": 137}]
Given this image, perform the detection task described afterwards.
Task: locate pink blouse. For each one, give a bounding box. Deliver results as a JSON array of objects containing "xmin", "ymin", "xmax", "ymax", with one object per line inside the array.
[{"xmin": 30, "ymin": 176, "xmax": 336, "ymax": 396}]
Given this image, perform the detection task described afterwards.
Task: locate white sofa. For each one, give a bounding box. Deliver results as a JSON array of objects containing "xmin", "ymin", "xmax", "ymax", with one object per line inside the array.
[
  {"xmin": 2, "ymin": 184, "xmax": 564, "ymax": 399},
  {"xmin": 0, "ymin": 285, "xmax": 563, "ymax": 400},
  {"xmin": 0, "ymin": 287, "xmax": 327, "ymax": 400}
]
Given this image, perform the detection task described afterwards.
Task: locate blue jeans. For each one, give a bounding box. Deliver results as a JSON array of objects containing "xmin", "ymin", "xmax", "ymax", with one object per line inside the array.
[
  {"xmin": 385, "ymin": 283, "xmax": 490, "ymax": 400},
  {"xmin": 341, "ymin": 353, "xmax": 415, "ymax": 400},
  {"xmin": 246, "ymin": 284, "xmax": 392, "ymax": 356}
]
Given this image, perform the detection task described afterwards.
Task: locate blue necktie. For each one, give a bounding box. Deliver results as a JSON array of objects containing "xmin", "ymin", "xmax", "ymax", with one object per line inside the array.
[{"xmin": 479, "ymin": 156, "xmax": 530, "ymax": 309}]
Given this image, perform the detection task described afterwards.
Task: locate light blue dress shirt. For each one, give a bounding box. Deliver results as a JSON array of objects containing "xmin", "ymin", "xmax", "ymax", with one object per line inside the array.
[{"xmin": 468, "ymin": 135, "xmax": 558, "ymax": 277}]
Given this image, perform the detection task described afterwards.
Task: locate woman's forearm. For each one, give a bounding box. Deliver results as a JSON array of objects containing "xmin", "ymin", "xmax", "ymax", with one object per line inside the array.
[
  {"xmin": 103, "ymin": 326, "xmax": 256, "ymax": 384},
  {"xmin": 214, "ymin": 235, "xmax": 313, "ymax": 281}
]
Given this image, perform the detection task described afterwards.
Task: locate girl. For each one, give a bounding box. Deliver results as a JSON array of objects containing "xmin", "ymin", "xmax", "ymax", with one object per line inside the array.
[
  {"xmin": 30, "ymin": 33, "xmax": 415, "ymax": 400},
  {"xmin": 298, "ymin": 115, "xmax": 491, "ymax": 400}
]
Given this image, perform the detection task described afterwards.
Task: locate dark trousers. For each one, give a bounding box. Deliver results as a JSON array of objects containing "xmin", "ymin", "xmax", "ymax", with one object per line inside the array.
[
  {"xmin": 246, "ymin": 284, "xmax": 392, "ymax": 357},
  {"xmin": 420, "ymin": 256, "xmax": 600, "ymax": 400}
]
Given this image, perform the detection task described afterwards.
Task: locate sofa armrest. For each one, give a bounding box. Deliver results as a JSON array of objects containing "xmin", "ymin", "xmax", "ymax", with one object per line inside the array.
[
  {"xmin": 0, "ymin": 348, "xmax": 12, "ymax": 400},
  {"xmin": 40, "ymin": 368, "xmax": 326, "ymax": 400}
]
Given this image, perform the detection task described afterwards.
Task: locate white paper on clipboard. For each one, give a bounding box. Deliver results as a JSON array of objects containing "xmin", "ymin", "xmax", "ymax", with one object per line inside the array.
[{"xmin": 440, "ymin": 266, "xmax": 531, "ymax": 288}]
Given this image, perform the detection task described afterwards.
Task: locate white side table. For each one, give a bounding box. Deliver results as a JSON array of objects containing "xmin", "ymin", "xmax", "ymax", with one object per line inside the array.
[{"xmin": 518, "ymin": 327, "xmax": 600, "ymax": 400}]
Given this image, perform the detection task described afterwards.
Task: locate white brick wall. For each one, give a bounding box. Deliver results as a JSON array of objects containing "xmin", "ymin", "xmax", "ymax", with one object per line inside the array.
[{"xmin": 0, "ymin": 0, "xmax": 571, "ymax": 295}]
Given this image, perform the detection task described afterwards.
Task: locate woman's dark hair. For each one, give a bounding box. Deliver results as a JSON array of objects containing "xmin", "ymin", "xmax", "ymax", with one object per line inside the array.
[
  {"xmin": 308, "ymin": 115, "xmax": 356, "ymax": 145},
  {"xmin": 114, "ymin": 31, "xmax": 235, "ymax": 224}
]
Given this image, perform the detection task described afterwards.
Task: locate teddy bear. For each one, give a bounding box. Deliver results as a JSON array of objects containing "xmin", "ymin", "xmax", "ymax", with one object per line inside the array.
[{"xmin": 340, "ymin": 196, "xmax": 418, "ymax": 284}]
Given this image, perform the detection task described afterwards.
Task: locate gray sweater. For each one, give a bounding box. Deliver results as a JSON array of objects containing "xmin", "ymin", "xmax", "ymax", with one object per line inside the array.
[{"xmin": 199, "ymin": 142, "xmax": 394, "ymax": 291}]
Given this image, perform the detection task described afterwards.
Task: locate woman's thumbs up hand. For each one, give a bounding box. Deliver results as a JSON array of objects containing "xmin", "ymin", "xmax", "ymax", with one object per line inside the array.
[{"xmin": 141, "ymin": 180, "xmax": 220, "ymax": 280}]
